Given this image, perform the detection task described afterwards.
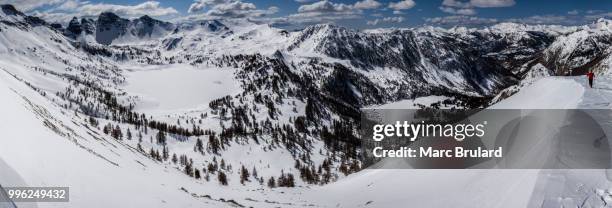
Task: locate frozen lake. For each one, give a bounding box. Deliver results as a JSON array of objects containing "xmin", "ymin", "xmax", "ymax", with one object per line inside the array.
[{"xmin": 123, "ymin": 64, "xmax": 240, "ymax": 114}]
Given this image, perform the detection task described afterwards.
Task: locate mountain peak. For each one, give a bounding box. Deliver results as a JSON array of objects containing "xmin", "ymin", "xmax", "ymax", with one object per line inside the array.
[
  {"xmin": 1, "ymin": 4, "xmax": 24, "ymax": 16},
  {"xmin": 181, "ymin": 19, "xmax": 228, "ymax": 32},
  {"xmin": 300, "ymin": 23, "xmax": 352, "ymax": 37},
  {"xmin": 69, "ymin": 17, "xmax": 80, "ymax": 24},
  {"xmin": 309, "ymin": 23, "xmax": 338, "ymax": 30},
  {"xmin": 593, "ymin": 18, "xmax": 612, "ymax": 31},
  {"xmin": 98, "ymin": 12, "xmax": 121, "ymax": 21},
  {"xmin": 65, "ymin": 16, "xmax": 83, "ymax": 38},
  {"xmin": 139, "ymin": 15, "xmax": 153, "ymax": 21},
  {"xmin": 136, "ymin": 15, "xmax": 168, "ymax": 26}
]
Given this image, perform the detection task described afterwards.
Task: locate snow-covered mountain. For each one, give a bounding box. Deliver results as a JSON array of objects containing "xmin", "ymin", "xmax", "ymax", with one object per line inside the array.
[
  {"xmin": 1, "ymin": 3, "xmax": 612, "ymax": 207},
  {"xmin": 61, "ymin": 12, "xmax": 175, "ymax": 45}
]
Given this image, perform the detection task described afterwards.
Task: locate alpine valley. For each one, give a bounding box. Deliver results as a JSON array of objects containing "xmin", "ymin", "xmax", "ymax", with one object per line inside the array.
[{"xmin": 1, "ymin": 3, "xmax": 612, "ymax": 207}]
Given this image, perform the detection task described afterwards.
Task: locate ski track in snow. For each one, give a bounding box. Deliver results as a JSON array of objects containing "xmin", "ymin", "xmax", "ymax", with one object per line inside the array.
[
  {"xmin": 528, "ymin": 76, "xmax": 612, "ymax": 208},
  {"xmin": 580, "ymin": 77, "xmax": 612, "ymax": 108}
]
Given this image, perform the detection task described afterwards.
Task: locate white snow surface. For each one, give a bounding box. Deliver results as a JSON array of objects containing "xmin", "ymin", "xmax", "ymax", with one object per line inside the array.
[
  {"xmin": 491, "ymin": 76, "xmax": 584, "ymax": 109},
  {"xmin": 0, "ymin": 63, "xmax": 328, "ymax": 208},
  {"xmin": 122, "ymin": 64, "xmax": 240, "ymax": 115},
  {"xmin": 0, "ymin": 70, "xmax": 224, "ymax": 208},
  {"xmin": 369, "ymin": 95, "xmax": 451, "ymax": 109},
  {"xmin": 320, "ymin": 75, "xmax": 612, "ymax": 208}
]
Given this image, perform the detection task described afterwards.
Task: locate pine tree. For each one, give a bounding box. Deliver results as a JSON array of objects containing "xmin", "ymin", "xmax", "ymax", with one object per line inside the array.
[
  {"xmin": 339, "ymin": 162, "xmax": 349, "ymax": 176},
  {"xmin": 89, "ymin": 116, "xmax": 98, "ymax": 127},
  {"xmin": 209, "ymin": 135, "xmax": 220, "ymax": 154},
  {"xmin": 184, "ymin": 162, "xmax": 194, "ymax": 177},
  {"xmin": 218, "ymin": 171, "xmax": 228, "ymax": 185},
  {"xmin": 162, "ymin": 146, "xmax": 169, "ymax": 161},
  {"xmin": 171, "ymin": 153, "xmax": 178, "ymax": 164},
  {"xmin": 220, "ymin": 159, "xmax": 226, "ymax": 170},
  {"xmin": 267, "ymin": 177, "xmax": 276, "ymax": 188},
  {"xmin": 240, "ymin": 165, "xmax": 250, "ymax": 185},
  {"xmin": 103, "ymin": 123, "xmax": 111, "ymax": 134},
  {"xmin": 126, "ymin": 129, "xmax": 132, "ymax": 140},
  {"xmin": 194, "ymin": 169, "xmax": 201, "ymax": 179},
  {"xmin": 195, "ymin": 138, "xmax": 204, "ymax": 154},
  {"xmin": 207, "ymin": 163, "xmax": 216, "ymax": 173},
  {"xmin": 156, "ymin": 131, "xmax": 166, "ymax": 145},
  {"xmin": 252, "ymin": 166, "xmax": 258, "ymax": 178},
  {"xmin": 111, "ymin": 125, "xmax": 123, "ymax": 140},
  {"xmin": 287, "ymin": 174, "xmax": 295, "ymax": 187}
]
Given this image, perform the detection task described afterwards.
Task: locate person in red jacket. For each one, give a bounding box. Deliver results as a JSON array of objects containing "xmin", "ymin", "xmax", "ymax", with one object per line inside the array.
[{"xmin": 587, "ymin": 70, "xmax": 595, "ymax": 88}]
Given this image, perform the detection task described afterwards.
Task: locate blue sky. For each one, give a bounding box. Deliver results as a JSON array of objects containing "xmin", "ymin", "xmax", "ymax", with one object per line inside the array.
[{"xmin": 5, "ymin": 0, "xmax": 612, "ymax": 28}]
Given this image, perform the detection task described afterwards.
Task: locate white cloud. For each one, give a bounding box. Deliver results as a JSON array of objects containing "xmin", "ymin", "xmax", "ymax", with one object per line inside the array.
[
  {"xmin": 78, "ymin": 1, "xmax": 178, "ymax": 17},
  {"xmin": 31, "ymin": 10, "xmax": 75, "ymax": 24},
  {"xmin": 425, "ymin": 15, "xmax": 498, "ymax": 26},
  {"xmin": 439, "ymin": 6, "xmax": 475, "ymax": 15},
  {"xmin": 354, "ymin": 0, "xmax": 382, "ymax": 10},
  {"xmin": 367, "ymin": 16, "xmax": 405, "ymax": 25},
  {"xmin": 585, "ymin": 12, "xmax": 612, "ymax": 21},
  {"xmin": 31, "ymin": 1, "xmax": 179, "ymax": 25},
  {"xmin": 297, "ymin": 0, "xmax": 354, "ymax": 13},
  {"xmin": 188, "ymin": 0, "xmax": 382, "ymax": 26},
  {"xmin": 388, "ymin": 0, "xmax": 416, "ymax": 11},
  {"xmin": 188, "ymin": 0, "xmax": 235, "ymax": 13},
  {"xmin": 0, "ymin": 0, "xmax": 64, "ymax": 12},
  {"xmin": 187, "ymin": 0, "xmax": 276, "ymax": 19},
  {"xmin": 284, "ymin": 0, "xmax": 381, "ymax": 25},
  {"xmin": 440, "ymin": 0, "xmax": 515, "ymax": 15},
  {"xmin": 427, "ymin": 9, "xmax": 608, "ymax": 28},
  {"xmin": 296, "ymin": 0, "xmax": 382, "ymax": 13},
  {"xmin": 470, "ymin": 0, "xmax": 515, "ymax": 8},
  {"xmin": 57, "ymin": 0, "xmax": 80, "ymax": 10},
  {"xmin": 586, "ymin": 10, "xmax": 602, "ymax": 14},
  {"xmin": 441, "ymin": 0, "xmax": 471, "ymax": 8},
  {"xmin": 507, "ymin": 15, "xmax": 579, "ymax": 25}
]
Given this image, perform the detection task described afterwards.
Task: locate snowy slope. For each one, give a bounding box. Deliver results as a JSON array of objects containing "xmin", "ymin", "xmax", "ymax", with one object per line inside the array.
[
  {"xmin": 0, "ymin": 7, "xmax": 328, "ymax": 208},
  {"xmin": 491, "ymin": 77, "xmax": 584, "ymax": 109},
  {"xmin": 0, "ymin": 58, "xmax": 335, "ymax": 208},
  {"xmin": 303, "ymin": 77, "xmax": 581, "ymax": 208},
  {"xmin": 0, "ymin": 69, "xmax": 224, "ymax": 208},
  {"xmin": 497, "ymin": 76, "xmax": 612, "ymax": 207},
  {"xmin": 315, "ymin": 75, "xmax": 612, "ymax": 208}
]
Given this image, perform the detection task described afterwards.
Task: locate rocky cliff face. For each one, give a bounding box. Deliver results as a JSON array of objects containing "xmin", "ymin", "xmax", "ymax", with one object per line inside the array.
[{"xmin": 95, "ymin": 12, "xmax": 130, "ymax": 44}]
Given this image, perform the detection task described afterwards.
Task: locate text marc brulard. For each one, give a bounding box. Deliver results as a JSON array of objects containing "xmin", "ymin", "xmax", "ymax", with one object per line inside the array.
[{"xmin": 372, "ymin": 147, "xmax": 503, "ymax": 158}]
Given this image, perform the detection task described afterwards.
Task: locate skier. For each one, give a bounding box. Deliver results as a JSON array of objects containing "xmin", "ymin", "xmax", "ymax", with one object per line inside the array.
[{"xmin": 587, "ymin": 70, "xmax": 595, "ymax": 88}]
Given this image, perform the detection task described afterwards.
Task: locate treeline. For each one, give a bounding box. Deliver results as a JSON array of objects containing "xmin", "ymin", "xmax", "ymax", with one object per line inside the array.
[
  {"xmin": 199, "ymin": 53, "xmax": 364, "ymax": 183},
  {"xmin": 58, "ymin": 74, "xmax": 209, "ymax": 138}
]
